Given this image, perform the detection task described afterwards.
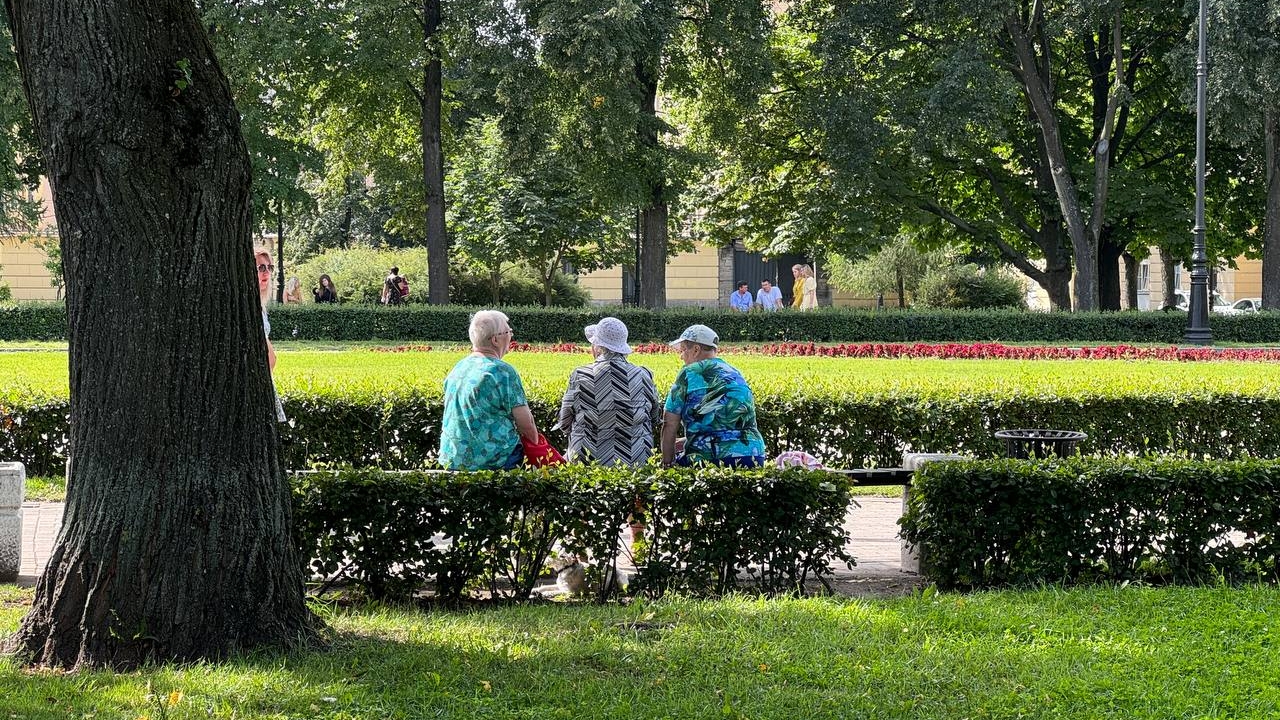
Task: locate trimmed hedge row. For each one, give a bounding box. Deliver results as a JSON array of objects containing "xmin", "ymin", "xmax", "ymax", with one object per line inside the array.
[
  {"xmin": 6, "ymin": 300, "xmax": 1280, "ymax": 343},
  {"xmin": 292, "ymin": 465, "xmax": 855, "ymax": 602},
  {"xmin": 902, "ymin": 458, "xmax": 1280, "ymax": 589},
  {"xmin": 7, "ymin": 389, "xmax": 1280, "ymax": 477}
]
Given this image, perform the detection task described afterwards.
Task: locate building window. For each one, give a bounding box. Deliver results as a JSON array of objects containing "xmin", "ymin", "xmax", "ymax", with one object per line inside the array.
[{"xmin": 1137, "ymin": 262, "xmax": 1150, "ymax": 292}]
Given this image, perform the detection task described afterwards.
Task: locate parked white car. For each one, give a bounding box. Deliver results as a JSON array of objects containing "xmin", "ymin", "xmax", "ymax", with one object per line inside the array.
[
  {"xmin": 1221, "ymin": 297, "xmax": 1263, "ymax": 315},
  {"xmin": 1170, "ymin": 290, "xmax": 1232, "ymax": 312}
]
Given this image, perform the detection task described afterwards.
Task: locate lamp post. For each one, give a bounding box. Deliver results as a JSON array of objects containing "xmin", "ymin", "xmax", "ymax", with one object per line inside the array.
[{"xmin": 1184, "ymin": 0, "xmax": 1212, "ymax": 344}]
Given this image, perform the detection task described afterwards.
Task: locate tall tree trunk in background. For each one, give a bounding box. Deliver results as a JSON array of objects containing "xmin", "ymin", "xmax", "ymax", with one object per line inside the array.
[
  {"xmin": 636, "ymin": 59, "xmax": 667, "ymax": 309},
  {"xmin": 1097, "ymin": 229, "xmax": 1124, "ymax": 310},
  {"xmin": 1263, "ymin": 109, "xmax": 1280, "ymax": 310},
  {"xmin": 420, "ymin": 0, "xmax": 449, "ymax": 304},
  {"xmin": 1122, "ymin": 251, "xmax": 1138, "ymax": 309},
  {"xmin": 275, "ymin": 205, "xmax": 285, "ymax": 304},
  {"xmin": 1159, "ymin": 246, "xmax": 1178, "ymax": 308},
  {"xmin": 3, "ymin": 0, "xmax": 314, "ymax": 669}
]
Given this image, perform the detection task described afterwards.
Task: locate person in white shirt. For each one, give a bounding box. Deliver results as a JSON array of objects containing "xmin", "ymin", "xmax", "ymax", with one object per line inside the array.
[{"xmin": 756, "ymin": 279, "xmax": 783, "ymax": 311}]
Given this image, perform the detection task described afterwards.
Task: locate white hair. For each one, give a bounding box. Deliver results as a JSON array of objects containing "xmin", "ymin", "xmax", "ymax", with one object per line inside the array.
[{"xmin": 469, "ymin": 310, "xmax": 509, "ymax": 347}]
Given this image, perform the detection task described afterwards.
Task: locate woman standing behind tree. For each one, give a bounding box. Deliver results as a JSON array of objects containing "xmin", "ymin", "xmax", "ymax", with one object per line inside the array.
[{"xmin": 255, "ymin": 249, "xmax": 287, "ymax": 422}]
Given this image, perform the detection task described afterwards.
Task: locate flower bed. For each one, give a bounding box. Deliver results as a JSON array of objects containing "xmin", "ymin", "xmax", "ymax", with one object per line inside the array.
[{"xmin": 373, "ymin": 341, "xmax": 1280, "ymax": 362}]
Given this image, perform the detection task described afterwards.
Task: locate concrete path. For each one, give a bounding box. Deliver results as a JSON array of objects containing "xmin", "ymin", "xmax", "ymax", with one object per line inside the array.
[{"xmin": 16, "ymin": 495, "xmax": 914, "ymax": 588}]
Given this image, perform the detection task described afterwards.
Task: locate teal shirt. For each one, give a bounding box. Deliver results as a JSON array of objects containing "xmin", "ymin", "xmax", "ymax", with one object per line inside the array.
[
  {"xmin": 664, "ymin": 357, "xmax": 766, "ymax": 462},
  {"xmin": 440, "ymin": 354, "xmax": 528, "ymax": 470}
]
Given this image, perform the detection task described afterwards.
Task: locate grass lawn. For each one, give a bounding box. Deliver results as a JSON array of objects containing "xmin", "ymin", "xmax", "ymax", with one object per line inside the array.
[
  {"xmin": 5, "ymin": 348, "xmax": 1280, "ymax": 400},
  {"xmin": 1, "ymin": 585, "xmax": 1278, "ymax": 718}
]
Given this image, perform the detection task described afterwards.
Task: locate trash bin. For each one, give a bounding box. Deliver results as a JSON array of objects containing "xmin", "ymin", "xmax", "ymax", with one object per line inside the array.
[{"xmin": 993, "ymin": 429, "xmax": 1087, "ymax": 459}]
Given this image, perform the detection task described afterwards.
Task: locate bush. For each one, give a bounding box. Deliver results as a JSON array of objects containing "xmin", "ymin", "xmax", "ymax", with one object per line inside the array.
[
  {"xmin": 291, "ymin": 247, "xmax": 429, "ymax": 304},
  {"xmin": 916, "ymin": 264, "xmax": 1027, "ymax": 310},
  {"xmin": 8, "ymin": 300, "xmax": 1280, "ymax": 343},
  {"xmin": 901, "ymin": 457, "xmax": 1280, "ymax": 589},
  {"xmin": 292, "ymin": 465, "xmax": 854, "ymax": 603},
  {"xmin": 288, "ymin": 247, "xmax": 589, "ymax": 308},
  {"xmin": 9, "ymin": 380, "xmax": 1280, "ymax": 478}
]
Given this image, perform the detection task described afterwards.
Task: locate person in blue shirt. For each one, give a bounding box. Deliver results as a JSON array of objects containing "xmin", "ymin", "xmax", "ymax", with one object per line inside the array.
[
  {"xmin": 660, "ymin": 324, "xmax": 766, "ymax": 468},
  {"xmin": 756, "ymin": 279, "xmax": 783, "ymax": 311},
  {"xmin": 728, "ymin": 281, "xmax": 753, "ymax": 312}
]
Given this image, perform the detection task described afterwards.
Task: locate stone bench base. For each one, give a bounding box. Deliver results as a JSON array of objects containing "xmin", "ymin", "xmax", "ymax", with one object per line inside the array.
[{"xmin": 0, "ymin": 462, "xmax": 24, "ymax": 582}]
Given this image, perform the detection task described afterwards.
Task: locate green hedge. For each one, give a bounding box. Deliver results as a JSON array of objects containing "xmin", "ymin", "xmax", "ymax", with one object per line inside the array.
[
  {"xmin": 7, "ymin": 301, "xmax": 1280, "ymax": 342},
  {"xmin": 901, "ymin": 457, "xmax": 1280, "ymax": 590},
  {"xmin": 7, "ymin": 389, "xmax": 1280, "ymax": 477},
  {"xmin": 292, "ymin": 465, "xmax": 854, "ymax": 603}
]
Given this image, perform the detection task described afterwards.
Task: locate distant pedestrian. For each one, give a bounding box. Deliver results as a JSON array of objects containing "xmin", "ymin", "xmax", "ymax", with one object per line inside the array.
[
  {"xmin": 791, "ymin": 264, "xmax": 817, "ymax": 310},
  {"xmin": 756, "ymin": 279, "xmax": 782, "ymax": 311},
  {"xmin": 381, "ymin": 266, "xmax": 408, "ymax": 306},
  {"xmin": 729, "ymin": 281, "xmax": 753, "ymax": 312},
  {"xmin": 283, "ymin": 276, "xmax": 304, "ymax": 304},
  {"xmin": 313, "ymin": 274, "xmax": 338, "ymax": 303}
]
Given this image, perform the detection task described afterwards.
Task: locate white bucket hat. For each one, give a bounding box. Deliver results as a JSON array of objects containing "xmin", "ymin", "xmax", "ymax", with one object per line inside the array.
[
  {"xmin": 584, "ymin": 317, "xmax": 631, "ymax": 354},
  {"xmin": 669, "ymin": 324, "xmax": 719, "ymax": 349}
]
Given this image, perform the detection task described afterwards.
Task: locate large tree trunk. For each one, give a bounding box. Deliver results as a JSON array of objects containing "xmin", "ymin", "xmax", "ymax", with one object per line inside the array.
[
  {"xmin": 421, "ymin": 0, "xmax": 449, "ymax": 304},
  {"xmin": 1264, "ymin": 108, "xmax": 1280, "ymax": 310},
  {"xmin": 4, "ymin": 0, "xmax": 314, "ymax": 669},
  {"xmin": 636, "ymin": 59, "xmax": 667, "ymax": 309},
  {"xmin": 1097, "ymin": 229, "xmax": 1124, "ymax": 311},
  {"xmin": 1122, "ymin": 251, "xmax": 1139, "ymax": 309},
  {"xmin": 1159, "ymin": 246, "xmax": 1178, "ymax": 309}
]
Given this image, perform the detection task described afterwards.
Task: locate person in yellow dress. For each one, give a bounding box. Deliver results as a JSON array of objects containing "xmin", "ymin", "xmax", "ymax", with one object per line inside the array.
[{"xmin": 790, "ymin": 264, "xmax": 817, "ymax": 310}]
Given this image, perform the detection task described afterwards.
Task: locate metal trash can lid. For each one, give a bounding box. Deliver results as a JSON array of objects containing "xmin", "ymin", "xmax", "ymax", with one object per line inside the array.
[{"xmin": 993, "ymin": 429, "xmax": 1088, "ymax": 441}]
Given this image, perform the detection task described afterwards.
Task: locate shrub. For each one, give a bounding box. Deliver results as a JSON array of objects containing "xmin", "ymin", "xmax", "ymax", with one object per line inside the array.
[
  {"xmin": 288, "ymin": 247, "xmax": 590, "ymax": 308},
  {"xmin": 10, "ymin": 380, "xmax": 1280, "ymax": 479},
  {"xmin": 8, "ymin": 302, "xmax": 1280, "ymax": 342},
  {"xmin": 901, "ymin": 457, "xmax": 1280, "ymax": 589},
  {"xmin": 292, "ymin": 465, "xmax": 854, "ymax": 603},
  {"xmin": 916, "ymin": 264, "xmax": 1027, "ymax": 310},
  {"xmin": 290, "ymin": 247, "xmax": 430, "ymax": 304}
]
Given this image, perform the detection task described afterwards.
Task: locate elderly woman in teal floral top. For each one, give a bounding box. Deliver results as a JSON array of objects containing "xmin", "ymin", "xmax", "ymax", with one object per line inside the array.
[
  {"xmin": 660, "ymin": 324, "xmax": 766, "ymax": 467},
  {"xmin": 439, "ymin": 310, "xmax": 542, "ymax": 470}
]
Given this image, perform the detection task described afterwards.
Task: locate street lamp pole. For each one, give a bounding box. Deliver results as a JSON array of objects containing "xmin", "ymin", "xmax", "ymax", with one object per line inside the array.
[{"xmin": 1184, "ymin": 0, "xmax": 1212, "ymax": 345}]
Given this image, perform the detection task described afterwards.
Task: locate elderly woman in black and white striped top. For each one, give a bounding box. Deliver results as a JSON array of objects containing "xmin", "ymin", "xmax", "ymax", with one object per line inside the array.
[{"xmin": 556, "ymin": 317, "xmax": 661, "ymax": 466}]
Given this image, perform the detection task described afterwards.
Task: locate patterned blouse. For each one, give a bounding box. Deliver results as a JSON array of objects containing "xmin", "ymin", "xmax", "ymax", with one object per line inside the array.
[
  {"xmin": 557, "ymin": 352, "xmax": 661, "ymax": 467},
  {"xmin": 663, "ymin": 357, "xmax": 766, "ymax": 463},
  {"xmin": 440, "ymin": 354, "xmax": 528, "ymax": 470}
]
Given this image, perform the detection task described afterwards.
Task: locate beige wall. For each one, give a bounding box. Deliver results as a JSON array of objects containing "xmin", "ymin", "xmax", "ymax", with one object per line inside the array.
[
  {"xmin": 0, "ymin": 235, "xmax": 58, "ymax": 300},
  {"xmin": 579, "ymin": 242, "xmax": 722, "ymax": 306}
]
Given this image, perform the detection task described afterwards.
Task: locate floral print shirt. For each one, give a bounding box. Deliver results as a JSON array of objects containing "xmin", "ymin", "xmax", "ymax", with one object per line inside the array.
[
  {"xmin": 664, "ymin": 357, "xmax": 766, "ymax": 463},
  {"xmin": 440, "ymin": 354, "xmax": 528, "ymax": 470}
]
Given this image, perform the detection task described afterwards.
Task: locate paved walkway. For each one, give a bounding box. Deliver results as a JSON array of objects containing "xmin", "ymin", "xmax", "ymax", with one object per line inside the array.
[{"xmin": 16, "ymin": 495, "xmax": 914, "ymax": 588}]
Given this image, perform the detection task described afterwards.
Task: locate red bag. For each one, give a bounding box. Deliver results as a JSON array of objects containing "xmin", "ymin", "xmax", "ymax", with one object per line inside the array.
[{"xmin": 521, "ymin": 433, "xmax": 566, "ymax": 467}]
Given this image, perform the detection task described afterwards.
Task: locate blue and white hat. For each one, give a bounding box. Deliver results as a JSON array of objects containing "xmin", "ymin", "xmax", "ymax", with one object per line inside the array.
[{"xmin": 669, "ymin": 324, "xmax": 718, "ymax": 349}]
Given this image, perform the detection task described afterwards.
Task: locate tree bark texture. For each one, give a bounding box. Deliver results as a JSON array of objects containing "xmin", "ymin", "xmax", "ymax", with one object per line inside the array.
[
  {"xmin": 1005, "ymin": 11, "xmax": 1127, "ymax": 312},
  {"xmin": 1122, "ymin": 251, "xmax": 1138, "ymax": 310},
  {"xmin": 636, "ymin": 59, "xmax": 667, "ymax": 309},
  {"xmin": 421, "ymin": 0, "xmax": 450, "ymax": 304},
  {"xmin": 1159, "ymin": 246, "xmax": 1178, "ymax": 309},
  {"xmin": 1097, "ymin": 229, "xmax": 1124, "ymax": 311},
  {"xmin": 4, "ymin": 0, "xmax": 314, "ymax": 669},
  {"xmin": 1263, "ymin": 108, "xmax": 1280, "ymax": 310}
]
